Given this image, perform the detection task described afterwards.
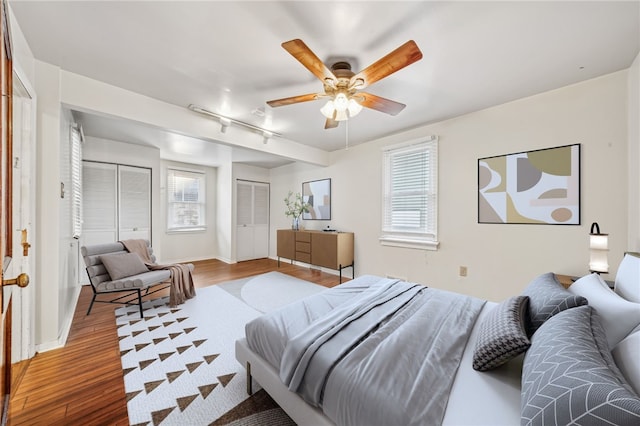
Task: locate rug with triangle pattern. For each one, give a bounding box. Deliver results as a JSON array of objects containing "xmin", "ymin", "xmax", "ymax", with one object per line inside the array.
[{"xmin": 115, "ymin": 272, "xmax": 323, "ymax": 425}]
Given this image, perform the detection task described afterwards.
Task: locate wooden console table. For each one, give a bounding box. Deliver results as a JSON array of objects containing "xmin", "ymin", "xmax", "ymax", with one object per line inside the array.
[{"xmin": 277, "ymin": 229, "xmax": 354, "ymax": 282}]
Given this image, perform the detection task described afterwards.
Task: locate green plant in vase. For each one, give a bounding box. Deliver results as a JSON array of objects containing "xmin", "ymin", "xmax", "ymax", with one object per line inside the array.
[{"xmin": 284, "ymin": 191, "xmax": 310, "ymax": 230}]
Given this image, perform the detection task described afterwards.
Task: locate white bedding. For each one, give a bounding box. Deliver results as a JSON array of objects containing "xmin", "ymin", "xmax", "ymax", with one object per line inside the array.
[
  {"xmin": 442, "ymin": 300, "xmax": 522, "ymax": 426},
  {"xmin": 239, "ymin": 275, "xmax": 523, "ymax": 425}
]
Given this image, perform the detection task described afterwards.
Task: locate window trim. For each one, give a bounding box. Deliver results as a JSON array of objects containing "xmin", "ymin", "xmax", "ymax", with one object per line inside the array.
[
  {"xmin": 166, "ymin": 167, "xmax": 207, "ymax": 232},
  {"xmin": 379, "ymin": 136, "xmax": 439, "ymax": 251},
  {"xmin": 70, "ymin": 125, "xmax": 83, "ymax": 239}
]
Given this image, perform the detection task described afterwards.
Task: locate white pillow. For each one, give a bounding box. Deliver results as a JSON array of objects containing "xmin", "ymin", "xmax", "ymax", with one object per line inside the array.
[
  {"xmin": 612, "ymin": 328, "xmax": 640, "ymax": 397},
  {"xmin": 615, "ymin": 254, "xmax": 640, "ymax": 303},
  {"xmin": 568, "ymin": 273, "xmax": 640, "ymax": 348}
]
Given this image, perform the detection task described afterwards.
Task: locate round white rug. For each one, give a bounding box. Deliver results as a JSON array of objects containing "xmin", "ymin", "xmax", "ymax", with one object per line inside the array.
[{"xmin": 240, "ymin": 271, "xmax": 326, "ymax": 312}]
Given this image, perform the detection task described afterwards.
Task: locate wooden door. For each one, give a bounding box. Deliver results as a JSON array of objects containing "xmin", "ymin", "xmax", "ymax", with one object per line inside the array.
[{"xmin": 0, "ymin": 0, "xmax": 12, "ymax": 417}]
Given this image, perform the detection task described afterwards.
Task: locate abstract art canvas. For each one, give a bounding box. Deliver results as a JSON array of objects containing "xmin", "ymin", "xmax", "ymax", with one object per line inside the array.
[
  {"xmin": 478, "ymin": 144, "xmax": 580, "ymax": 224},
  {"xmin": 302, "ymin": 178, "xmax": 331, "ymax": 220}
]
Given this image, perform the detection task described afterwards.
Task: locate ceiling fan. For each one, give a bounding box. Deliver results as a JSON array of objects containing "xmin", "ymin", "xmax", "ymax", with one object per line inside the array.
[{"xmin": 266, "ymin": 39, "xmax": 423, "ymax": 129}]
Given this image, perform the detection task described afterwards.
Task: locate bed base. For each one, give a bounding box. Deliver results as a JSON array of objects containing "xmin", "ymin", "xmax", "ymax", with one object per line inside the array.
[{"xmin": 236, "ymin": 338, "xmax": 335, "ymax": 426}]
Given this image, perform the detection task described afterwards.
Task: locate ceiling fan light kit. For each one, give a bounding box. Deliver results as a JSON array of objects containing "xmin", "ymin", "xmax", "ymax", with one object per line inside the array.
[
  {"xmin": 266, "ymin": 38, "xmax": 423, "ymax": 129},
  {"xmin": 320, "ymin": 92, "xmax": 363, "ymax": 121}
]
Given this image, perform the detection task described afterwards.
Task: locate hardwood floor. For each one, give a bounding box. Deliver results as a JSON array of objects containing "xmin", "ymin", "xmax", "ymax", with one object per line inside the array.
[{"xmin": 8, "ymin": 258, "xmax": 342, "ymax": 426}]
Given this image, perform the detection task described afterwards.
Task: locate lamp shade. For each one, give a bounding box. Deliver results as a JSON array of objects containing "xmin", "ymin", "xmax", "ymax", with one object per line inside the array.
[
  {"xmin": 589, "ymin": 222, "xmax": 609, "ymax": 274},
  {"xmin": 320, "ymin": 100, "xmax": 335, "ymax": 119}
]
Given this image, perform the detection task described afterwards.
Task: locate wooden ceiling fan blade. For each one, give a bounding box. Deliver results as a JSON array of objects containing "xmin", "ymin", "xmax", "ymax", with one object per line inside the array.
[
  {"xmin": 350, "ymin": 40, "xmax": 423, "ymax": 90},
  {"xmin": 282, "ymin": 39, "xmax": 337, "ymax": 84},
  {"xmin": 359, "ymin": 93, "xmax": 406, "ymax": 116},
  {"xmin": 324, "ymin": 118, "xmax": 339, "ymax": 129},
  {"xmin": 266, "ymin": 93, "xmax": 319, "ymax": 107}
]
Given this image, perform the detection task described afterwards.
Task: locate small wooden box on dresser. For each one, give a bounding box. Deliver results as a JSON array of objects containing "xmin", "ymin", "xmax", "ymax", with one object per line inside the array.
[{"xmin": 277, "ymin": 229, "xmax": 354, "ymax": 282}]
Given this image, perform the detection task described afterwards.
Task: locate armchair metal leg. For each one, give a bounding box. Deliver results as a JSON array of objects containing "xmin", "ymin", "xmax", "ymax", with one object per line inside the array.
[
  {"xmin": 137, "ymin": 289, "xmax": 144, "ymax": 318},
  {"xmin": 86, "ymin": 294, "xmax": 97, "ymax": 316}
]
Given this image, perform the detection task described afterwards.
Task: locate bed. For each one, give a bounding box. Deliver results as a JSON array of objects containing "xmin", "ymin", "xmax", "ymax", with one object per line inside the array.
[{"xmin": 235, "ymin": 254, "xmax": 640, "ymax": 425}]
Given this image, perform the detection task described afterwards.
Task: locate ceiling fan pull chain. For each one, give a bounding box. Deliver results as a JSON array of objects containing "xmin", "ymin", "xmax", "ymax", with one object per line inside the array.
[{"xmin": 345, "ymin": 120, "xmax": 349, "ymax": 151}]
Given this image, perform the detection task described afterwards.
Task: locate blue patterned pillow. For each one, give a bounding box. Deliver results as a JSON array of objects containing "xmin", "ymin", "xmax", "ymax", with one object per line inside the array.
[
  {"xmin": 473, "ymin": 295, "xmax": 530, "ymax": 371},
  {"xmin": 521, "ymin": 272, "xmax": 587, "ymax": 336},
  {"xmin": 521, "ymin": 305, "xmax": 640, "ymax": 425}
]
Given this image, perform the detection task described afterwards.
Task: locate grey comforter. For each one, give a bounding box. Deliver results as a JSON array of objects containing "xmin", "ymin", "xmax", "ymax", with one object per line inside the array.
[{"xmin": 247, "ymin": 276, "xmax": 486, "ymax": 426}]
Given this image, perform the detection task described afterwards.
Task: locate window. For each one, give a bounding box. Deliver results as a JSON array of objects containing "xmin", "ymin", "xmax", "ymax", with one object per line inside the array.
[
  {"xmin": 167, "ymin": 168, "xmax": 206, "ymax": 231},
  {"xmin": 380, "ymin": 136, "xmax": 439, "ymax": 250}
]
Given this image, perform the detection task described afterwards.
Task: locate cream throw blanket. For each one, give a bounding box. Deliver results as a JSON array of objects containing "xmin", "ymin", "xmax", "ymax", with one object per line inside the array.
[{"xmin": 120, "ymin": 239, "xmax": 195, "ymax": 307}]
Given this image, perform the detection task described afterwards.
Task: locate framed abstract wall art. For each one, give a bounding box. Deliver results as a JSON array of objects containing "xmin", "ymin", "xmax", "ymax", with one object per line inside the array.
[
  {"xmin": 302, "ymin": 178, "xmax": 331, "ymax": 220},
  {"xmin": 478, "ymin": 144, "xmax": 580, "ymax": 224}
]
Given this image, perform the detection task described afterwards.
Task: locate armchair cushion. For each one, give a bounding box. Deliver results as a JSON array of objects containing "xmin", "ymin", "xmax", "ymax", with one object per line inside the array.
[{"xmin": 101, "ymin": 252, "xmax": 149, "ymax": 281}]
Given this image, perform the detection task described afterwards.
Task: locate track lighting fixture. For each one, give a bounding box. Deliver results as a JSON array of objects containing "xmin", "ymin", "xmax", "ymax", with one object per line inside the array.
[
  {"xmin": 219, "ymin": 117, "xmax": 231, "ymax": 133},
  {"xmin": 188, "ymin": 105, "xmax": 281, "ymax": 139}
]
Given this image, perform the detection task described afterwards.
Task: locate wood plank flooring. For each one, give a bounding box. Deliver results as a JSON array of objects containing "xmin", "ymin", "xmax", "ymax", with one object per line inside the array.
[{"xmin": 8, "ymin": 258, "xmax": 341, "ymax": 426}]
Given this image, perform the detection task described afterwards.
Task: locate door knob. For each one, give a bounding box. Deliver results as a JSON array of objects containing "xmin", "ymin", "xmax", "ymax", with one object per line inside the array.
[{"xmin": 3, "ymin": 273, "xmax": 29, "ymax": 288}]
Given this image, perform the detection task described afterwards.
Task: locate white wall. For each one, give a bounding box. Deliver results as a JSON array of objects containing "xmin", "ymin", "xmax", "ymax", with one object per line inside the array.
[
  {"xmin": 270, "ymin": 70, "xmax": 630, "ymax": 302},
  {"xmin": 628, "ymin": 52, "xmax": 640, "ymax": 251},
  {"xmin": 33, "ymin": 59, "xmax": 64, "ymax": 350},
  {"xmin": 158, "ymin": 160, "xmax": 218, "ymax": 263}
]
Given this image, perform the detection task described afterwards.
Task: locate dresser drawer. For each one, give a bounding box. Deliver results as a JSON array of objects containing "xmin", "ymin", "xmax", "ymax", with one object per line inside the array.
[
  {"xmin": 296, "ymin": 241, "xmax": 311, "ymax": 253},
  {"xmin": 295, "ymin": 232, "xmax": 311, "ymax": 242},
  {"xmin": 295, "ymin": 252, "xmax": 311, "ymax": 263}
]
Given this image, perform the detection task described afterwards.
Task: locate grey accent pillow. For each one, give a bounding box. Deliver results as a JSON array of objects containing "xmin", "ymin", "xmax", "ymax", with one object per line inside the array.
[
  {"xmin": 521, "ymin": 305, "xmax": 640, "ymax": 426},
  {"xmin": 521, "ymin": 272, "xmax": 587, "ymax": 336},
  {"xmin": 473, "ymin": 295, "xmax": 531, "ymax": 371},
  {"xmin": 101, "ymin": 252, "xmax": 149, "ymax": 281}
]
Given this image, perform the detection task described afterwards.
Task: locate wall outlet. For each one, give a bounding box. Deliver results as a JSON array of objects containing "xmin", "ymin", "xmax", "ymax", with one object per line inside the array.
[{"xmin": 459, "ymin": 266, "xmax": 468, "ymax": 277}]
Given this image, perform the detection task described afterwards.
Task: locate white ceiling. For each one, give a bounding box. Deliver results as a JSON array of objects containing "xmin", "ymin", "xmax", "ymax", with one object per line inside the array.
[{"xmin": 9, "ymin": 1, "xmax": 640, "ymax": 166}]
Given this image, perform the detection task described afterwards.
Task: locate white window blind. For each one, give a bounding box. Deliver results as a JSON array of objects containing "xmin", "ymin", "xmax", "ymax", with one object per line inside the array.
[
  {"xmin": 167, "ymin": 168, "xmax": 206, "ymax": 231},
  {"xmin": 70, "ymin": 125, "xmax": 83, "ymax": 239},
  {"xmin": 380, "ymin": 137, "xmax": 439, "ymax": 250}
]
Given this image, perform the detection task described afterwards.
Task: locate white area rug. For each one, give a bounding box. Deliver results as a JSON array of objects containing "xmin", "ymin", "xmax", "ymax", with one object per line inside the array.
[
  {"xmin": 238, "ymin": 271, "xmax": 327, "ymax": 313},
  {"xmin": 115, "ymin": 272, "xmax": 326, "ymax": 425}
]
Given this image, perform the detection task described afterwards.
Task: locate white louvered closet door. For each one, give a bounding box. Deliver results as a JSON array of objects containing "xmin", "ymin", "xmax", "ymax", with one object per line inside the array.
[
  {"xmin": 118, "ymin": 165, "xmax": 151, "ymax": 241},
  {"xmin": 79, "ymin": 161, "xmax": 151, "ymax": 284},
  {"xmin": 236, "ymin": 180, "xmax": 269, "ymax": 261},
  {"xmin": 81, "ymin": 162, "xmax": 118, "ymax": 248}
]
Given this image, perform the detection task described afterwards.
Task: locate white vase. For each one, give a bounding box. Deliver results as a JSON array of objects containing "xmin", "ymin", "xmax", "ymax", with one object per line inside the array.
[{"xmin": 292, "ymin": 217, "xmax": 300, "ymax": 231}]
